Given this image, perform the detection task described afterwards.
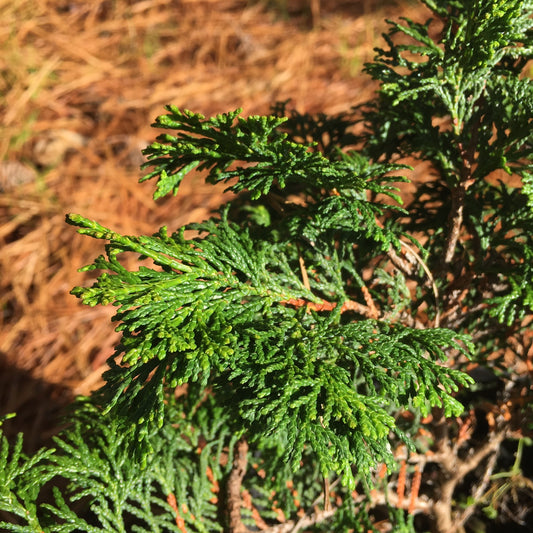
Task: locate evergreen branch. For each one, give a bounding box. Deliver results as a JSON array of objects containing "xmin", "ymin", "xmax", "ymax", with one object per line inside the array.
[
  {"xmin": 40, "ymin": 397, "xmax": 231, "ymax": 532},
  {"xmin": 0, "ymin": 432, "xmax": 54, "ymax": 532},
  {"xmin": 141, "ymin": 107, "xmax": 343, "ymax": 201},
  {"xmin": 5, "ymin": 1, "xmax": 533, "ymax": 531},
  {"xmin": 222, "ymin": 317, "xmax": 473, "ymax": 488},
  {"xmin": 67, "ymin": 193, "xmax": 474, "ymax": 492}
]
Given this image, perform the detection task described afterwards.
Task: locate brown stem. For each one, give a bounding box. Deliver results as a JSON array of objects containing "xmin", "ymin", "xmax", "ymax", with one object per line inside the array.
[
  {"xmin": 443, "ymin": 106, "xmax": 480, "ymax": 266},
  {"xmin": 323, "ymin": 475, "xmax": 331, "ymax": 511},
  {"xmin": 432, "ymin": 429, "xmax": 506, "ymax": 533},
  {"xmin": 454, "ymin": 449, "xmax": 499, "ymax": 529},
  {"xmin": 443, "ymin": 183, "xmax": 466, "ymax": 265},
  {"xmin": 261, "ymin": 509, "xmax": 335, "ymax": 533},
  {"xmin": 281, "ymin": 297, "xmax": 377, "ymax": 319},
  {"xmin": 227, "ymin": 438, "xmax": 250, "ymax": 533},
  {"xmin": 443, "ymin": 103, "xmax": 481, "ymax": 265},
  {"xmin": 387, "ymin": 245, "xmax": 416, "ymax": 277}
]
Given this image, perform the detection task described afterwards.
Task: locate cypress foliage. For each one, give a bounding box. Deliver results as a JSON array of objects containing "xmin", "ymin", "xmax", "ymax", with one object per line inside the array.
[{"xmin": 1, "ymin": 1, "xmax": 532, "ymax": 531}]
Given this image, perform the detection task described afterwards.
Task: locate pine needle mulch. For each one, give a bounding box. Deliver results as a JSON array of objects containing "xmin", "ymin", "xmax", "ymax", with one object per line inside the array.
[{"xmin": 0, "ymin": 0, "xmax": 427, "ymax": 449}]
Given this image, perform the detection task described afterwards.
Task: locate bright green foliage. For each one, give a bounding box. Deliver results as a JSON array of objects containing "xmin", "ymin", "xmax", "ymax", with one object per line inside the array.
[
  {"xmin": 0, "ymin": 433, "xmax": 55, "ymax": 532},
  {"xmin": 65, "ymin": 100, "xmax": 473, "ymax": 488},
  {"xmin": 2, "ymin": 0, "xmax": 533, "ymax": 531},
  {"xmin": 141, "ymin": 107, "xmax": 340, "ymax": 201},
  {"xmin": 65, "ymin": 99, "xmax": 476, "ymax": 488}
]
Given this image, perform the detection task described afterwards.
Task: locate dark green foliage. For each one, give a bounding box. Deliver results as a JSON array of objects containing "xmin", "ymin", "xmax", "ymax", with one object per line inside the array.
[
  {"xmin": 65, "ymin": 100, "xmax": 474, "ymax": 489},
  {"xmin": 0, "ymin": 395, "xmax": 412, "ymax": 532},
  {"xmin": 43, "ymin": 399, "xmax": 230, "ymax": 533},
  {"xmin": 2, "ymin": 0, "xmax": 533, "ymax": 531},
  {"xmin": 0, "ymin": 397, "xmax": 230, "ymax": 532},
  {"xmin": 363, "ymin": 0, "xmax": 533, "ymax": 188},
  {"xmin": 362, "ymin": 0, "xmax": 533, "ymax": 344}
]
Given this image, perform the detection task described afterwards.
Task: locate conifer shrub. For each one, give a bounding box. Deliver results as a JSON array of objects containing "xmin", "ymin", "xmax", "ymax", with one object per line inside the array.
[{"xmin": 1, "ymin": 0, "xmax": 532, "ymax": 531}]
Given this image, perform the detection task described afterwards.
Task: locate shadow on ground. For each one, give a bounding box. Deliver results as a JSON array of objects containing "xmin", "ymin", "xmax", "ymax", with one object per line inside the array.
[{"xmin": 0, "ymin": 352, "xmax": 72, "ymax": 453}]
